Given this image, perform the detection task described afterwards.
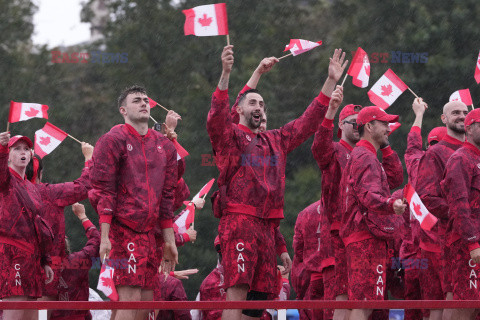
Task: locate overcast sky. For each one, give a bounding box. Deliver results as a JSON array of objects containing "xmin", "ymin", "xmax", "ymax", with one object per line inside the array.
[{"xmin": 32, "ymin": 0, "xmax": 91, "ymax": 47}]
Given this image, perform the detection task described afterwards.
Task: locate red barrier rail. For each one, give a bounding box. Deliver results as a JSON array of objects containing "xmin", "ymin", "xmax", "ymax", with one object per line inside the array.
[{"xmin": 1, "ymin": 300, "xmax": 480, "ymax": 310}]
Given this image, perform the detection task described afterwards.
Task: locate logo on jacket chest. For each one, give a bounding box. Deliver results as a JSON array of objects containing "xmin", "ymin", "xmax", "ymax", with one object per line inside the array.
[
  {"xmin": 477, "ymin": 163, "xmax": 480, "ymax": 169},
  {"xmin": 127, "ymin": 143, "xmax": 133, "ymax": 151}
]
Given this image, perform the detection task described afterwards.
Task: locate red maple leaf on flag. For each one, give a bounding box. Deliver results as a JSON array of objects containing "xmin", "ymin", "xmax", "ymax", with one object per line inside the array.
[
  {"xmin": 381, "ymin": 84, "xmax": 393, "ymax": 96},
  {"xmin": 25, "ymin": 108, "xmax": 39, "ymax": 117},
  {"xmin": 198, "ymin": 14, "xmax": 212, "ymax": 27},
  {"xmin": 39, "ymin": 136, "xmax": 51, "ymax": 146},
  {"xmin": 413, "ymin": 202, "xmax": 422, "ymax": 216},
  {"xmin": 364, "ymin": 65, "xmax": 370, "ymax": 76},
  {"xmin": 101, "ymin": 276, "xmax": 115, "ymax": 289}
]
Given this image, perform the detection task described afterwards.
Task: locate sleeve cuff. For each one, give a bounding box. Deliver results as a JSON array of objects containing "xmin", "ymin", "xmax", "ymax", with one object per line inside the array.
[
  {"xmin": 99, "ymin": 215, "xmax": 112, "ymax": 225},
  {"xmin": 276, "ymin": 245, "xmax": 288, "ymax": 256},
  {"xmin": 0, "ymin": 145, "xmax": 8, "ymax": 153},
  {"xmin": 322, "ymin": 118, "xmax": 335, "ymax": 128},
  {"xmin": 316, "ymin": 92, "xmax": 331, "ymax": 106},
  {"xmin": 160, "ymin": 219, "xmax": 173, "ymax": 229},
  {"xmin": 387, "ymin": 198, "xmax": 395, "ymax": 212},
  {"xmin": 214, "ymin": 87, "xmax": 229, "ymax": 100},
  {"xmin": 169, "ymin": 271, "xmax": 175, "ymax": 277},
  {"xmin": 381, "ymin": 145, "xmax": 394, "ymax": 157},
  {"xmin": 410, "ymin": 126, "xmax": 421, "ymax": 134},
  {"xmin": 240, "ymin": 84, "xmax": 252, "ymax": 94},
  {"xmin": 182, "ymin": 233, "xmax": 190, "ymax": 242},
  {"xmin": 82, "ymin": 220, "xmax": 94, "ymax": 230},
  {"xmin": 282, "ymin": 278, "xmax": 290, "ymax": 284},
  {"xmin": 469, "ymin": 242, "xmax": 480, "ymax": 252}
]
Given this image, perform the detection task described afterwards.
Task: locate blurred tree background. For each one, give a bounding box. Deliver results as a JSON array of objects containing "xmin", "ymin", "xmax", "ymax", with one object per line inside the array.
[{"xmin": 1, "ymin": 0, "xmax": 480, "ymax": 299}]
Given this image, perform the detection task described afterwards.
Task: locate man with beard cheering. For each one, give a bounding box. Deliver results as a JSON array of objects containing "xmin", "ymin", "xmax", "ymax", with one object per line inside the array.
[
  {"xmin": 207, "ymin": 45, "xmax": 347, "ymax": 320},
  {"xmin": 415, "ymin": 100, "xmax": 468, "ymax": 320}
]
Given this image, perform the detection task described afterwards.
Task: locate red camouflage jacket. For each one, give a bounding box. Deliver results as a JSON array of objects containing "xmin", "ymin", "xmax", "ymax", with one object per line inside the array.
[
  {"xmin": 50, "ymin": 220, "xmax": 100, "ymax": 320},
  {"xmin": 340, "ymin": 140, "xmax": 404, "ymax": 246},
  {"xmin": 153, "ymin": 274, "xmax": 191, "ymax": 320},
  {"xmin": 441, "ymin": 142, "xmax": 480, "ymax": 250},
  {"xmin": 207, "ymin": 87, "xmax": 329, "ymax": 220},
  {"xmin": 0, "ymin": 145, "xmax": 50, "ymax": 263},
  {"xmin": 89, "ymin": 123, "xmax": 177, "ymax": 232},
  {"xmin": 36, "ymin": 162, "xmax": 91, "ymax": 262},
  {"xmin": 416, "ymin": 134, "xmax": 463, "ymax": 252}
]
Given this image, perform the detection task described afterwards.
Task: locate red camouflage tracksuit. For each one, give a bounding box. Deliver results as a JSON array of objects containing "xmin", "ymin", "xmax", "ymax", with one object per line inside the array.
[
  {"xmin": 416, "ymin": 134, "xmax": 463, "ymax": 299},
  {"xmin": 311, "ymin": 117, "xmax": 354, "ymax": 315},
  {"xmin": 50, "ymin": 220, "xmax": 100, "ymax": 320},
  {"xmin": 340, "ymin": 140, "xmax": 404, "ymax": 301},
  {"xmin": 207, "ymin": 87, "xmax": 329, "ymax": 293},
  {"xmin": 150, "ymin": 274, "xmax": 191, "ymax": 320},
  {"xmin": 402, "ymin": 126, "xmax": 424, "ymax": 320},
  {"xmin": 292, "ymin": 200, "xmax": 322, "ymax": 320},
  {"xmin": 89, "ymin": 123, "xmax": 177, "ymax": 289},
  {"xmin": 37, "ymin": 162, "xmax": 91, "ymax": 297},
  {"xmin": 0, "ymin": 145, "xmax": 51, "ymax": 299},
  {"xmin": 442, "ymin": 142, "xmax": 480, "ymax": 300}
]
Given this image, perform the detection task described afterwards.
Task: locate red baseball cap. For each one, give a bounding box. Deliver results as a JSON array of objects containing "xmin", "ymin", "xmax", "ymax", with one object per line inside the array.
[
  {"xmin": 356, "ymin": 106, "xmax": 399, "ymax": 126},
  {"xmin": 337, "ymin": 104, "xmax": 362, "ymax": 138},
  {"xmin": 8, "ymin": 135, "xmax": 33, "ymax": 149},
  {"xmin": 427, "ymin": 127, "xmax": 447, "ymax": 145},
  {"xmin": 464, "ymin": 108, "xmax": 480, "ymax": 127}
]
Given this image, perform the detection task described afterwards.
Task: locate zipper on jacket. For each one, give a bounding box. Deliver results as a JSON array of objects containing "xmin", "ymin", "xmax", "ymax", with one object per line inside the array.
[{"xmin": 141, "ymin": 137, "xmax": 152, "ymax": 219}]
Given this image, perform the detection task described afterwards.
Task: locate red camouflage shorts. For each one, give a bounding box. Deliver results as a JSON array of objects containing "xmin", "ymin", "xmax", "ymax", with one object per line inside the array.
[
  {"xmin": 0, "ymin": 243, "xmax": 42, "ymax": 299},
  {"xmin": 322, "ymin": 266, "xmax": 336, "ymax": 319},
  {"xmin": 218, "ymin": 213, "xmax": 277, "ymax": 294},
  {"xmin": 451, "ymin": 240, "xmax": 480, "ymax": 300},
  {"xmin": 419, "ymin": 249, "xmax": 444, "ymax": 300},
  {"xmin": 442, "ymin": 244, "xmax": 453, "ymax": 294},
  {"xmin": 109, "ymin": 223, "xmax": 158, "ymax": 290},
  {"xmin": 332, "ymin": 231, "xmax": 348, "ymax": 296},
  {"xmin": 346, "ymin": 238, "xmax": 387, "ymax": 301}
]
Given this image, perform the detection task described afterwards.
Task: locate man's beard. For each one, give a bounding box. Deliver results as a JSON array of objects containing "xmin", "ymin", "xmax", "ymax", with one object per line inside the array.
[
  {"xmin": 447, "ymin": 121, "xmax": 465, "ymax": 134},
  {"xmin": 247, "ymin": 114, "xmax": 261, "ymax": 129}
]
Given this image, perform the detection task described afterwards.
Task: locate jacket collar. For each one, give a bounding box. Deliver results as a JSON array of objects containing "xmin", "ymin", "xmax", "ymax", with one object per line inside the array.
[{"xmin": 357, "ymin": 139, "xmax": 377, "ymax": 155}]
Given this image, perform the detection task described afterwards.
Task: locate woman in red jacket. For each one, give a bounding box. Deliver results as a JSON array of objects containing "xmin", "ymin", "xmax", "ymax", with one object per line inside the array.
[{"xmin": 0, "ymin": 132, "xmax": 53, "ymax": 320}]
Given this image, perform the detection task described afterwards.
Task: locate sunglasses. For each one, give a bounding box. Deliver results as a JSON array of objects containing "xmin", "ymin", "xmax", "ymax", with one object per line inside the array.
[{"xmin": 343, "ymin": 120, "xmax": 358, "ymax": 129}]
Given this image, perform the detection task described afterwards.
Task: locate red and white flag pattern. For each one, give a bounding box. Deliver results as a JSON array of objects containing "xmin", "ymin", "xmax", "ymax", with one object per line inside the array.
[
  {"xmin": 192, "ymin": 178, "xmax": 215, "ymax": 202},
  {"xmin": 148, "ymin": 97, "xmax": 158, "ymax": 108},
  {"xmin": 404, "ymin": 184, "xmax": 438, "ymax": 231},
  {"xmin": 347, "ymin": 47, "xmax": 370, "ymax": 88},
  {"xmin": 34, "ymin": 122, "xmax": 68, "ymax": 158},
  {"xmin": 284, "ymin": 39, "xmax": 322, "ymax": 56},
  {"xmin": 368, "ymin": 69, "xmax": 408, "ymax": 109},
  {"xmin": 183, "ymin": 3, "xmax": 228, "ymax": 36},
  {"xmin": 449, "ymin": 89, "xmax": 473, "ymax": 106},
  {"xmin": 173, "ymin": 139, "xmax": 189, "ymax": 160},
  {"xmin": 174, "ymin": 202, "xmax": 196, "ymax": 234},
  {"xmin": 388, "ymin": 122, "xmax": 401, "ymax": 135},
  {"xmin": 97, "ymin": 263, "xmax": 119, "ymax": 301},
  {"xmin": 9, "ymin": 101, "xmax": 49, "ymax": 123},
  {"xmin": 475, "ymin": 51, "xmax": 480, "ymax": 84}
]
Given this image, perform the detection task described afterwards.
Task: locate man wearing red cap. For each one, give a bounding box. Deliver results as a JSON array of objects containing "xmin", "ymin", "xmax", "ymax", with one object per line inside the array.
[
  {"xmin": 441, "ymin": 108, "xmax": 480, "ymax": 319},
  {"xmin": 403, "ymin": 97, "xmax": 445, "ymax": 320},
  {"xmin": 339, "ymin": 106, "xmax": 406, "ymax": 320},
  {"xmin": 207, "ymin": 45, "xmax": 347, "ymax": 320},
  {"xmin": 416, "ymin": 100, "xmax": 468, "ymax": 320},
  {"xmin": 0, "ymin": 133, "xmax": 54, "ymax": 320},
  {"xmin": 89, "ymin": 85, "xmax": 178, "ymax": 320}
]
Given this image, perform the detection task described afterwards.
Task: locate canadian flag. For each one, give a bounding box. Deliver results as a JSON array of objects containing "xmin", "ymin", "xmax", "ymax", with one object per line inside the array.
[
  {"xmin": 284, "ymin": 39, "xmax": 322, "ymax": 56},
  {"xmin": 449, "ymin": 89, "xmax": 473, "ymax": 106},
  {"xmin": 368, "ymin": 69, "xmax": 408, "ymax": 109},
  {"xmin": 191, "ymin": 178, "xmax": 216, "ymax": 202},
  {"xmin": 404, "ymin": 184, "xmax": 438, "ymax": 231},
  {"xmin": 475, "ymin": 51, "xmax": 480, "ymax": 84},
  {"xmin": 174, "ymin": 203, "xmax": 196, "ymax": 234},
  {"xmin": 34, "ymin": 122, "xmax": 68, "ymax": 158},
  {"xmin": 173, "ymin": 139, "xmax": 189, "ymax": 160},
  {"xmin": 97, "ymin": 263, "xmax": 119, "ymax": 301},
  {"xmin": 8, "ymin": 101, "xmax": 49, "ymax": 123},
  {"xmin": 388, "ymin": 122, "xmax": 401, "ymax": 135},
  {"xmin": 148, "ymin": 97, "xmax": 158, "ymax": 108},
  {"xmin": 183, "ymin": 3, "xmax": 228, "ymax": 36},
  {"xmin": 347, "ymin": 47, "xmax": 370, "ymax": 88}
]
